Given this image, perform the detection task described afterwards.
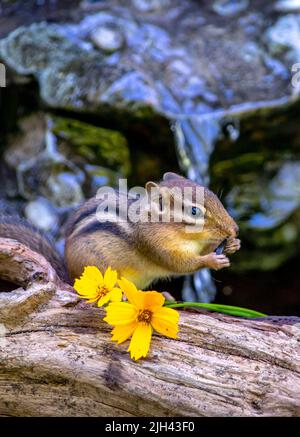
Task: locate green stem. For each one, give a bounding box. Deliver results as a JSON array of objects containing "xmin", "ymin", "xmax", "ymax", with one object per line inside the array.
[{"xmin": 164, "ymin": 301, "xmax": 266, "ymax": 318}]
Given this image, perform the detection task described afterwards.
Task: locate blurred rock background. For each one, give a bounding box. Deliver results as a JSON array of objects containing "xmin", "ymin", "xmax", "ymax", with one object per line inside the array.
[{"xmin": 0, "ymin": 0, "xmax": 300, "ymax": 315}]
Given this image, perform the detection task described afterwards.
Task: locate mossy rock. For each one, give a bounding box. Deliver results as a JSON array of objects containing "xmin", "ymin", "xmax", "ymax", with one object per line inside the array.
[{"xmin": 51, "ymin": 116, "xmax": 130, "ymax": 176}]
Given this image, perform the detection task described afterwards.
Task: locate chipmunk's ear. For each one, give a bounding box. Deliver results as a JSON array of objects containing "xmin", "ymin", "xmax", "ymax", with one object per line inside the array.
[
  {"xmin": 163, "ymin": 172, "xmax": 185, "ymax": 181},
  {"xmin": 145, "ymin": 181, "xmax": 160, "ymax": 193},
  {"xmin": 145, "ymin": 181, "xmax": 161, "ymax": 211}
]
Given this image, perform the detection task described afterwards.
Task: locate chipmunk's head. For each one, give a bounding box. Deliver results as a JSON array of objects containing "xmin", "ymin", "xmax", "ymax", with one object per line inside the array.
[{"xmin": 145, "ymin": 172, "xmax": 238, "ymax": 253}]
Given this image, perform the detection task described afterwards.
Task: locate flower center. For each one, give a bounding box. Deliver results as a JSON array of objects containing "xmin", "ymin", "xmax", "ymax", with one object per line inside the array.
[
  {"xmin": 137, "ymin": 309, "xmax": 152, "ymax": 324},
  {"xmin": 97, "ymin": 285, "xmax": 109, "ymax": 299}
]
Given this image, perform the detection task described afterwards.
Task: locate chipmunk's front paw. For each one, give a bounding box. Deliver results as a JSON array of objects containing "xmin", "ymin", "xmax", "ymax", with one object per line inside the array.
[
  {"xmin": 224, "ymin": 238, "xmax": 241, "ymax": 254},
  {"xmin": 204, "ymin": 253, "xmax": 231, "ymax": 270}
]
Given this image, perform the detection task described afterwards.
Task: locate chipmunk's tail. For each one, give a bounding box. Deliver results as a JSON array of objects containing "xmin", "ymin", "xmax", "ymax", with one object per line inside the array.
[{"xmin": 0, "ymin": 215, "xmax": 69, "ymax": 283}]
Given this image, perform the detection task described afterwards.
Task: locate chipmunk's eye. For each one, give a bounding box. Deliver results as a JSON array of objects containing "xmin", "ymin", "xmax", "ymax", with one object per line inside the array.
[{"xmin": 190, "ymin": 206, "xmax": 201, "ymax": 217}]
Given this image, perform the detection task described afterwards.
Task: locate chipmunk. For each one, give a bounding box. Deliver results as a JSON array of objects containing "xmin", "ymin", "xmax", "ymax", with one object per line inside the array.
[{"xmin": 0, "ymin": 172, "xmax": 240, "ymax": 289}]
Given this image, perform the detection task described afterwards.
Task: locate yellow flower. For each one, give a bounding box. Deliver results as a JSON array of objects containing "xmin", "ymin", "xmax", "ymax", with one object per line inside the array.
[
  {"xmin": 104, "ymin": 277, "xmax": 179, "ymax": 361},
  {"xmin": 74, "ymin": 266, "xmax": 122, "ymax": 307}
]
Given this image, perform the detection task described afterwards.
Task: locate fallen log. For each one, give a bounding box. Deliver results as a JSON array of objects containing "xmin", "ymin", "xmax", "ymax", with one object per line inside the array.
[{"xmin": 0, "ymin": 237, "xmax": 299, "ymax": 417}]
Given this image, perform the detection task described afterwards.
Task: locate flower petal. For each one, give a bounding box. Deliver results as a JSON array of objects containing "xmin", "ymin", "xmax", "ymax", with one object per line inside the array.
[
  {"xmin": 104, "ymin": 266, "xmax": 118, "ymax": 290},
  {"xmin": 109, "ymin": 287, "xmax": 123, "ymax": 302},
  {"xmin": 118, "ymin": 277, "xmax": 144, "ymax": 309},
  {"xmin": 111, "ymin": 322, "xmax": 137, "ymax": 344},
  {"xmin": 104, "ymin": 302, "xmax": 137, "ymax": 326},
  {"xmin": 127, "ymin": 323, "xmax": 152, "ymax": 361},
  {"xmin": 85, "ymin": 296, "xmax": 99, "ymax": 304},
  {"xmin": 73, "ymin": 278, "xmax": 98, "ymax": 297},
  {"xmin": 151, "ymin": 307, "xmax": 179, "ymax": 339},
  {"xmin": 97, "ymin": 293, "xmax": 111, "ymax": 307},
  {"xmin": 143, "ymin": 291, "xmax": 165, "ymax": 312},
  {"xmin": 83, "ymin": 266, "xmax": 104, "ymax": 284}
]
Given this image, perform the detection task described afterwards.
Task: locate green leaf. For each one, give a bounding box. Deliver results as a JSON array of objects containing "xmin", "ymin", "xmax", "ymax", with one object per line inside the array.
[{"xmin": 164, "ymin": 302, "xmax": 266, "ymax": 318}]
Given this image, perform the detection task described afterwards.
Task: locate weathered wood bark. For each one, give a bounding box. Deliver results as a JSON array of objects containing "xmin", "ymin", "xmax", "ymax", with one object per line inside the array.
[{"xmin": 0, "ymin": 237, "xmax": 299, "ymax": 417}]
